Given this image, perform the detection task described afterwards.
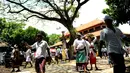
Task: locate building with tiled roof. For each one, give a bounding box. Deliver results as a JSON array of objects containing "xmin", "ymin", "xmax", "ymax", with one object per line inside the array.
[
  {"xmin": 51, "ymin": 19, "xmax": 130, "ymax": 47},
  {"xmin": 65, "ymin": 19, "xmax": 106, "ymax": 37},
  {"xmin": 52, "ymin": 19, "xmax": 105, "ymax": 47}
]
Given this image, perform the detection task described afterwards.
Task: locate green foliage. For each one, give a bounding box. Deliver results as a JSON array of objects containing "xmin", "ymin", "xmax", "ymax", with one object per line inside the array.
[
  {"xmin": 48, "ymin": 34, "xmax": 61, "ymax": 45},
  {"xmin": 0, "ymin": 21, "xmax": 25, "ymax": 44},
  {"xmin": 23, "ymin": 26, "xmax": 49, "ymax": 44},
  {"xmin": 0, "ymin": 18, "xmax": 6, "ymax": 34},
  {"xmin": 0, "ymin": 18, "xmax": 48, "ymax": 45},
  {"xmin": 103, "ymin": 0, "xmax": 130, "ymax": 26},
  {"xmin": 22, "ymin": 26, "xmax": 39, "ymax": 44},
  {"xmin": 1, "ymin": 0, "xmax": 89, "ymax": 49}
]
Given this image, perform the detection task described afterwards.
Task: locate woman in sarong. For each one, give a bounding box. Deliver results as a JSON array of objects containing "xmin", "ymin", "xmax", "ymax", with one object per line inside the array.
[
  {"xmin": 87, "ymin": 36, "xmax": 98, "ymax": 70},
  {"xmin": 73, "ymin": 33, "xmax": 89, "ymax": 72}
]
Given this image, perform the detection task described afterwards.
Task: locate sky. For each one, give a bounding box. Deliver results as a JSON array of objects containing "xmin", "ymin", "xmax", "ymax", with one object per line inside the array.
[{"xmin": 25, "ymin": 0, "xmax": 130, "ymax": 35}]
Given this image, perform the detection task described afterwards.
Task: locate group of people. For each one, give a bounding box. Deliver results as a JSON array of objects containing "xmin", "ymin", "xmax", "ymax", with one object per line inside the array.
[
  {"xmin": 10, "ymin": 32, "xmax": 48, "ymax": 73},
  {"xmin": 10, "ymin": 32, "xmax": 70, "ymax": 73},
  {"xmin": 73, "ymin": 15, "xmax": 130, "ymax": 73},
  {"xmin": 55, "ymin": 47, "xmax": 69, "ymax": 64},
  {"xmin": 11, "ymin": 44, "xmax": 33, "ymax": 72},
  {"xmin": 73, "ymin": 33, "xmax": 98, "ymax": 72},
  {"xmin": 99, "ymin": 15, "xmax": 130, "ymax": 73},
  {"xmin": 10, "ymin": 15, "xmax": 130, "ymax": 73}
]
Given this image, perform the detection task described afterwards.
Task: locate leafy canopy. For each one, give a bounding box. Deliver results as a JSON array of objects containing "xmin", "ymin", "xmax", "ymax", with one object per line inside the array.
[
  {"xmin": 103, "ymin": 0, "xmax": 130, "ymax": 26},
  {"xmin": 1, "ymin": 0, "xmax": 89, "ymax": 47},
  {"xmin": 0, "ymin": 18, "xmax": 48, "ymax": 45}
]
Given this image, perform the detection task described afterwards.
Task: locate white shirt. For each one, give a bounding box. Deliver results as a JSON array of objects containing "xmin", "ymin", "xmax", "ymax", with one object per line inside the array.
[
  {"xmin": 73, "ymin": 39, "xmax": 90, "ymax": 59},
  {"xmin": 25, "ymin": 49, "xmax": 31, "ymax": 57},
  {"xmin": 73, "ymin": 39, "xmax": 86, "ymax": 50},
  {"xmin": 11, "ymin": 48, "xmax": 15, "ymax": 58},
  {"xmin": 101, "ymin": 48, "xmax": 107, "ymax": 52},
  {"xmin": 32, "ymin": 40, "xmax": 49, "ymax": 58},
  {"xmin": 55, "ymin": 49, "xmax": 59, "ymax": 56},
  {"xmin": 87, "ymin": 38, "xmax": 97, "ymax": 57},
  {"xmin": 100, "ymin": 27, "xmax": 124, "ymax": 54}
]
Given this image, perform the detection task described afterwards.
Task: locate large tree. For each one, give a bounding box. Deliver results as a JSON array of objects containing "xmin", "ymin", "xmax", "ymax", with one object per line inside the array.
[
  {"xmin": 103, "ymin": 0, "xmax": 130, "ymax": 26},
  {"xmin": 2, "ymin": 0, "xmax": 89, "ymax": 47}
]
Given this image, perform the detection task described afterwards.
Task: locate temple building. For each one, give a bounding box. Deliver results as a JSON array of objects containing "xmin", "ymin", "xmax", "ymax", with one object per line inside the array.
[
  {"xmin": 51, "ymin": 19, "xmax": 130, "ymax": 47},
  {"xmin": 65, "ymin": 19, "xmax": 106, "ymax": 38}
]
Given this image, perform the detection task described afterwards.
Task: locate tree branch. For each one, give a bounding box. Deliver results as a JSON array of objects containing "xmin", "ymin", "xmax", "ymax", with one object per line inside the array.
[
  {"xmin": 64, "ymin": 0, "xmax": 70, "ymax": 21},
  {"xmin": 19, "ymin": 0, "xmax": 29, "ymax": 4},
  {"xmin": 71, "ymin": 0, "xmax": 89, "ymax": 21},
  {"xmin": 6, "ymin": 0, "xmax": 61, "ymax": 22},
  {"xmin": 44, "ymin": 10, "xmax": 54, "ymax": 15},
  {"xmin": 42, "ymin": 0, "xmax": 65, "ymax": 20},
  {"xmin": 66, "ymin": 0, "xmax": 75, "ymax": 12},
  {"xmin": 23, "ymin": 15, "xmax": 43, "ymax": 21},
  {"xmin": 76, "ymin": 0, "xmax": 80, "ymax": 4},
  {"xmin": 8, "ymin": 5, "xmax": 24, "ymax": 13},
  {"xmin": 24, "ymin": 15, "xmax": 61, "ymax": 22}
]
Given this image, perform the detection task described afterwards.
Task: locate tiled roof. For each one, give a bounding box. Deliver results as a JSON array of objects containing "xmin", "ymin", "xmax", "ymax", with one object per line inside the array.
[
  {"xmin": 52, "ymin": 19, "xmax": 130, "ymax": 47},
  {"xmin": 76, "ymin": 19, "xmax": 104, "ymax": 32},
  {"xmin": 85, "ymin": 30, "xmax": 130, "ymax": 37},
  {"xmin": 65, "ymin": 19, "xmax": 104, "ymax": 36}
]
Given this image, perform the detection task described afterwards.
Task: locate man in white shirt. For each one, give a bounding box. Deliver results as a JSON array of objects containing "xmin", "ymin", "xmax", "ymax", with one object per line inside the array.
[
  {"xmin": 26, "ymin": 32, "xmax": 50, "ymax": 73},
  {"xmin": 99, "ymin": 15, "xmax": 130, "ymax": 73}
]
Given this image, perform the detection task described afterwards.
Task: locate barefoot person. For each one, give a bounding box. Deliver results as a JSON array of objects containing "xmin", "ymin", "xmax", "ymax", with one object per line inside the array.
[
  {"xmin": 99, "ymin": 15, "xmax": 130, "ymax": 73},
  {"xmin": 25, "ymin": 32, "xmax": 51, "ymax": 73}
]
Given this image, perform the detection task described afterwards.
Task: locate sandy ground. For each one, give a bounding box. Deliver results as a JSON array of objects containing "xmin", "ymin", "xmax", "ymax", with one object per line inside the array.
[{"xmin": 1, "ymin": 57, "xmax": 130, "ymax": 73}]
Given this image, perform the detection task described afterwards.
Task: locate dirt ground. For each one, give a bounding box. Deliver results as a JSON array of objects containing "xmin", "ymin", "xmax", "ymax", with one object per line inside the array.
[{"xmin": 1, "ymin": 57, "xmax": 130, "ymax": 73}]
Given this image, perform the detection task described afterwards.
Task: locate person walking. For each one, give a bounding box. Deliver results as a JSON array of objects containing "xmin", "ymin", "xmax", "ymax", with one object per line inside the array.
[
  {"xmin": 65, "ymin": 48, "xmax": 69, "ymax": 61},
  {"xmin": 11, "ymin": 44, "xmax": 21, "ymax": 72},
  {"xmin": 99, "ymin": 15, "xmax": 130, "ymax": 73},
  {"xmin": 73, "ymin": 33, "xmax": 89, "ymax": 72},
  {"xmin": 82, "ymin": 35, "xmax": 90, "ymax": 71},
  {"xmin": 25, "ymin": 32, "xmax": 51, "ymax": 73},
  {"xmin": 101, "ymin": 45, "xmax": 107, "ymax": 59},
  {"xmin": 61, "ymin": 47, "xmax": 67, "ymax": 61},
  {"xmin": 24, "ymin": 48, "xmax": 33, "ymax": 68},
  {"xmin": 55, "ymin": 47, "xmax": 59, "ymax": 64},
  {"xmin": 87, "ymin": 36, "xmax": 98, "ymax": 70}
]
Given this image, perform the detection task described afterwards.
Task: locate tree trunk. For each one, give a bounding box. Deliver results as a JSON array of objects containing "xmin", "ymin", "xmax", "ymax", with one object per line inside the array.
[{"xmin": 65, "ymin": 23, "xmax": 77, "ymax": 59}]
